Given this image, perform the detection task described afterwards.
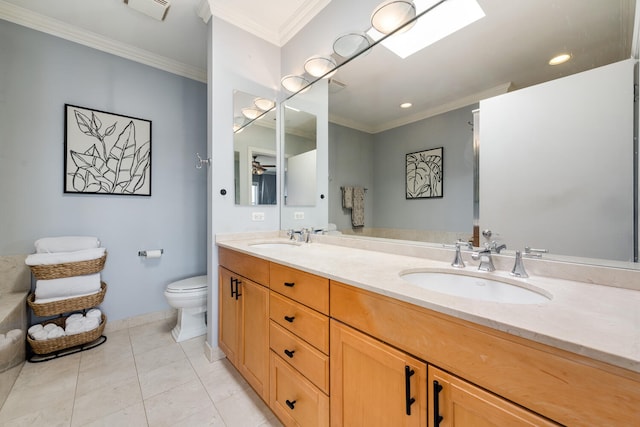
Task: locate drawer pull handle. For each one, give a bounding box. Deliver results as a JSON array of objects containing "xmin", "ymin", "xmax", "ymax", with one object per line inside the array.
[
  {"xmin": 284, "ymin": 316, "xmax": 295, "ymax": 323},
  {"xmin": 284, "ymin": 349, "xmax": 295, "ymax": 358},
  {"xmin": 405, "ymin": 366, "xmax": 416, "ymax": 416},
  {"xmin": 285, "ymin": 399, "xmax": 297, "ymax": 410},
  {"xmin": 433, "ymin": 380, "xmax": 443, "ymax": 426},
  {"xmin": 284, "ymin": 282, "xmax": 295, "ymax": 287}
]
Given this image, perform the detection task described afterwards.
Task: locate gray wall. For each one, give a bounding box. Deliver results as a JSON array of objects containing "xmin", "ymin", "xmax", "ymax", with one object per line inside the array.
[
  {"xmin": 328, "ymin": 104, "xmax": 475, "ymax": 233},
  {"xmin": 0, "ymin": 19, "xmax": 207, "ymax": 322}
]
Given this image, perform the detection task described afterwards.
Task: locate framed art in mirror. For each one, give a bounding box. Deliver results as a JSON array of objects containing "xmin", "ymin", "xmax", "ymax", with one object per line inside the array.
[
  {"xmin": 406, "ymin": 147, "xmax": 443, "ymax": 199},
  {"xmin": 64, "ymin": 104, "xmax": 151, "ymax": 196}
]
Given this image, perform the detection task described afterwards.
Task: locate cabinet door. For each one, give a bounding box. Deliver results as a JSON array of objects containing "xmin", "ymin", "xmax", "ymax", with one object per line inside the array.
[
  {"xmin": 331, "ymin": 320, "xmax": 427, "ymax": 427},
  {"xmin": 218, "ymin": 267, "xmax": 239, "ymax": 366},
  {"xmin": 428, "ymin": 366, "xmax": 558, "ymax": 427},
  {"xmin": 239, "ymin": 278, "xmax": 269, "ymax": 401}
]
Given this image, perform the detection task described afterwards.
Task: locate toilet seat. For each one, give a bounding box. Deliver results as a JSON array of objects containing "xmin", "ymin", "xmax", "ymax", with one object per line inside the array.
[{"xmin": 166, "ymin": 276, "xmax": 207, "ymax": 293}]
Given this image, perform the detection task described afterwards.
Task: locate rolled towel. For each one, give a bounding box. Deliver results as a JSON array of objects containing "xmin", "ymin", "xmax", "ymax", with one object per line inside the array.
[
  {"xmin": 28, "ymin": 324, "xmax": 44, "ymax": 336},
  {"xmin": 35, "ymin": 273, "xmax": 102, "ymax": 301},
  {"xmin": 65, "ymin": 322, "xmax": 85, "ymax": 336},
  {"xmin": 6, "ymin": 329, "xmax": 22, "ymax": 342},
  {"xmin": 43, "ymin": 323, "xmax": 57, "ymax": 332},
  {"xmin": 26, "ymin": 247, "xmax": 105, "ymax": 266},
  {"xmin": 0, "ymin": 335, "xmax": 10, "ymax": 352},
  {"xmin": 66, "ymin": 313, "xmax": 84, "ymax": 325},
  {"xmin": 82, "ymin": 317, "xmax": 100, "ymax": 332},
  {"xmin": 86, "ymin": 308, "xmax": 102, "ymax": 319},
  {"xmin": 31, "ymin": 330, "xmax": 49, "ymax": 341},
  {"xmin": 35, "ymin": 236, "xmax": 100, "ymax": 253},
  {"xmin": 46, "ymin": 327, "xmax": 65, "ymax": 339}
]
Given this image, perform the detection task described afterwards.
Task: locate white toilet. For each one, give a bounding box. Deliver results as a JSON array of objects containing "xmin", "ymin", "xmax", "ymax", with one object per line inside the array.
[{"xmin": 164, "ymin": 275, "xmax": 208, "ymax": 342}]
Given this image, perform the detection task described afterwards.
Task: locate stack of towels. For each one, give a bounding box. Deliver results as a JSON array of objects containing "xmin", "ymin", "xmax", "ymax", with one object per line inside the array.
[
  {"xmin": 25, "ymin": 236, "xmax": 105, "ymax": 303},
  {"xmin": 28, "ymin": 309, "xmax": 102, "ymax": 340}
]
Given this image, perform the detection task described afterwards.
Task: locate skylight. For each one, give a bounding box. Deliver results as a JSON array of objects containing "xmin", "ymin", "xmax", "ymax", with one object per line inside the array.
[{"xmin": 367, "ymin": 0, "xmax": 485, "ymax": 59}]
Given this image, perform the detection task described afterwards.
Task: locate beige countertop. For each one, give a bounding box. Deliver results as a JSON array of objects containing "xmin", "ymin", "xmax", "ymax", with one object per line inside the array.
[{"xmin": 216, "ymin": 232, "xmax": 640, "ymax": 374}]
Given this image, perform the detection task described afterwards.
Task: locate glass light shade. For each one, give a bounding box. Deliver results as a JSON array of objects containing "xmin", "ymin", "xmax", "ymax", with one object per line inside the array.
[
  {"xmin": 241, "ymin": 107, "xmax": 262, "ymax": 120},
  {"xmin": 333, "ymin": 32, "xmax": 371, "ymax": 58},
  {"xmin": 233, "ymin": 116, "xmax": 246, "ymax": 133},
  {"xmin": 371, "ymin": 0, "xmax": 416, "ymax": 35},
  {"xmin": 254, "ymin": 97, "xmax": 275, "ymax": 111},
  {"xmin": 304, "ymin": 55, "xmax": 338, "ymax": 78},
  {"xmin": 281, "ymin": 75, "xmax": 311, "ymax": 93}
]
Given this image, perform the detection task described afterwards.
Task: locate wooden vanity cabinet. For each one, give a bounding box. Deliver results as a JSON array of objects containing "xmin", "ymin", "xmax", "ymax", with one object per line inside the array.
[
  {"xmin": 330, "ymin": 320, "xmax": 427, "ymax": 427},
  {"xmin": 268, "ymin": 263, "xmax": 330, "ymax": 427},
  {"xmin": 428, "ymin": 366, "xmax": 557, "ymax": 427},
  {"xmin": 218, "ymin": 248, "xmax": 270, "ymax": 401}
]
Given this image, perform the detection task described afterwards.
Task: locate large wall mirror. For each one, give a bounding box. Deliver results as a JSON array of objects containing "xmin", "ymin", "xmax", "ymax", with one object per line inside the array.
[
  {"xmin": 284, "ymin": 0, "xmax": 637, "ymax": 266},
  {"xmin": 233, "ymin": 90, "xmax": 277, "ymax": 205},
  {"xmin": 283, "ymin": 105, "xmax": 317, "ymax": 206}
]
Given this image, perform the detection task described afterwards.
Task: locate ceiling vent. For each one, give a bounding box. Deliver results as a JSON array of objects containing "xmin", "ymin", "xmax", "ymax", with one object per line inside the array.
[{"xmin": 124, "ymin": 0, "xmax": 171, "ymax": 21}]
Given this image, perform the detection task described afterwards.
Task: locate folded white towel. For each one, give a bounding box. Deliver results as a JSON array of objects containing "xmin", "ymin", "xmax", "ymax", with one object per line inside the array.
[
  {"xmin": 43, "ymin": 323, "xmax": 57, "ymax": 332},
  {"xmin": 83, "ymin": 317, "xmax": 100, "ymax": 332},
  {"xmin": 25, "ymin": 247, "xmax": 105, "ymax": 266},
  {"xmin": 35, "ymin": 236, "xmax": 100, "ymax": 254},
  {"xmin": 35, "ymin": 273, "xmax": 102, "ymax": 301},
  {"xmin": 47, "ymin": 327, "xmax": 65, "ymax": 339},
  {"xmin": 28, "ymin": 324, "xmax": 44, "ymax": 336},
  {"xmin": 65, "ymin": 322, "xmax": 85, "ymax": 336},
  {"xmin": 31, "ymin": 330, "xmax": 49, "ymax": 340},
  {"xmin": 86, "ymin": 309, "xmax": 102, "ymax": 319}
]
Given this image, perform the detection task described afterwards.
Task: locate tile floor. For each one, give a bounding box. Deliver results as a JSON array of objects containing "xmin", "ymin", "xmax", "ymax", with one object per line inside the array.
[{"xmin": 0, "ymin": 318, "xmax": 282, "ymax": 426}]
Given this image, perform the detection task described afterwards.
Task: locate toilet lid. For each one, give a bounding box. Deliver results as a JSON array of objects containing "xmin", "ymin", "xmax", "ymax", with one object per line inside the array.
[{"xmin": 167, "ymin": 275, "xmax": 207, "ymax": 292}]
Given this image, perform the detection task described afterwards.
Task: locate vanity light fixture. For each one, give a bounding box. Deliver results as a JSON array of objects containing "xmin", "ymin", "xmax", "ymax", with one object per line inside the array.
[
  {"xmin": 254, "ymin": 98, "xmax": 275, "ymax": 111},
  {"xmin": 233, "ymin": 116, "xmax": 247, "ymax": 133},
  {"xmin": 281, "ymin": 74, "xmax": 311, "ymax": 93},
  {"xmin": 333, "ymin": 32, "xmax": 371, "ymax": 58},
  {"xmin": 304, "ymin": 55, "xmax": 338, "ymax": 78},
  {"xmin": 371, "ymin": 0, "xmax": 417, "ymax": 35},
  {"xmin": 241, "ymin": 107, "xmax": 262, "ymax": 120},
  {"xmin": 549, "ymin": 53, "xmax": 572, "ymax": 65},
  {"xmin": 400, "ymin": 102, "xmax": 413, "ymax": 108}
]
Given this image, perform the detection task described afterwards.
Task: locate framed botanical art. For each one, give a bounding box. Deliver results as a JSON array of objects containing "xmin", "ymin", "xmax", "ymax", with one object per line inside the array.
[
  {"xmin": 406, "ymin": 147, "xmax": 443, "ymax": 199},
  {"xmin": 64, "ymin": 104, "xmax": 152, "ymax": 196}
]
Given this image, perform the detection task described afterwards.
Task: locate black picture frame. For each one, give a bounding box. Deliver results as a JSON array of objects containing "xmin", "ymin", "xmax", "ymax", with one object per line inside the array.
[
  {"xmin": 406, "ymin": 147, "xmax": 443, "ymax": 199},
  {"xmin": 64, "ymin": 104, "xmax": 152, "ymax": 196}
]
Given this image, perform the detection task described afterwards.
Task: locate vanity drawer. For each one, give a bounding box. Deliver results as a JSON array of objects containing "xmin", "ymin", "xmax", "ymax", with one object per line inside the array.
[
  {"xmin": 218, "ymin": 247, "xmax": 269, "ymax": 285},
  {"xmin": 270, "ymin": 321, "xmax": 330, "ymax": 394},
  {"xmin": 270, "ymin": 351, "xmax": 329, "ymax": 427},
  {"xmin": 270, "ymin": 263, "xmax": 329, "ymax": 314},
  {"xmin": 270, "ymin": 291, "xmax": 329, "ymax": 354}
]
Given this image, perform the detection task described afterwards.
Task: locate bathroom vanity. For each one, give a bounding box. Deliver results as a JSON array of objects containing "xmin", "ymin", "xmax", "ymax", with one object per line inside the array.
[{"xmin": 217, "ymin": 234, "xmax": 640, "ymax": 426}]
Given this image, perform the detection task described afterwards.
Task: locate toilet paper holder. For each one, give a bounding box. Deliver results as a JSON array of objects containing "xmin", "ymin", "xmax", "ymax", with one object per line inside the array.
[{"xmin": 138, "ymin": 249, "xmax": 164, "ymax": 257}]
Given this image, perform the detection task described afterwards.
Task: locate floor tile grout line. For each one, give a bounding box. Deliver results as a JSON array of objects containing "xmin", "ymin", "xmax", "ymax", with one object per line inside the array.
[{"xmin": 129, "ymin": 327, "xmax": 151, "ymax": 427}]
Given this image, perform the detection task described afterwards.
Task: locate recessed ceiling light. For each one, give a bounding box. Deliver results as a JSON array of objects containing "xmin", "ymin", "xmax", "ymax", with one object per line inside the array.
[
  {"xmin": 368, "ymin": 0, "xmax": 485, "ymax": 59},
  {"xmin": 400, "ymin": 102, "xmax": 413, "ymax": 108},
  {"xmin": 549, "ymin": 53, "xmax": 571, "ymax": 65}
]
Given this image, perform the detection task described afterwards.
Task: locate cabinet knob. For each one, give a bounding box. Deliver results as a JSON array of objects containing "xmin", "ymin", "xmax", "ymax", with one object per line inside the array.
[
  {"xmin": 285, "ymin": 399, "xmax": 297, "ymax": 410},
  {"xmin": 284, "ymin": 349, "xmax": 295, "ymax": 358},
  {"xmin": 284, "ymin": 315, "xmax": 295, "ymax": 323}
]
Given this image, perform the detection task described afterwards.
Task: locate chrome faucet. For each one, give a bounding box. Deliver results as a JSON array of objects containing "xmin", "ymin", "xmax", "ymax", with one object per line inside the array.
[
  {"xmin": 489, "ymin": 241, "xmax": 507, "ymax": 254},
  {"xmin": 471, "ymin": 248, "xmax": 496, "ymax": 272},
  {"xmin": 450, "ymin": 240, "xmax": 472, "ymax": 268},
  {"xmin": 510, "ymin": 250, "xmax": 528, "ymax": 278}
]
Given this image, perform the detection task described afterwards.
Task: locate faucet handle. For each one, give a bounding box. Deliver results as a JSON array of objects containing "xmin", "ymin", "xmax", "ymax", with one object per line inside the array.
[
  {"xmin": 510, "ymin": 250, "xmax": 529, "ymax": 278},
  {"xmin": 524, "ymin": 246, "xmax": 548, "ymax": 258},
  {"xmin": 451, "ymin": 245, "xmax": 465, "ymax": 268}
]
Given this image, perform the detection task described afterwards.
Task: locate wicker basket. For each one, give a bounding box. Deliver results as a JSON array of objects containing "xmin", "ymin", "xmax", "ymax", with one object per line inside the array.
[
  {"xmin": 27, "ymin": 313, "xmax": 107, "ymax": 355},
  {"xmin": 27, "ymin": 282, "xmax": 107, "ymax": 317},
  {"xmin": 29, "ymin": 252, "xmax": 107, "ymax": 280}
]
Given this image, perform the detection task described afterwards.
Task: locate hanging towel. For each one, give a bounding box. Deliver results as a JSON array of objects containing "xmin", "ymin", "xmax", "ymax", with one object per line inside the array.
[
  {"xmin": 342, "ymin": 186, "xmax": 354, "ymax": 209},
  {"xmin": 351, "ymin": 186, "xmax": 365, "ymax": 228}
]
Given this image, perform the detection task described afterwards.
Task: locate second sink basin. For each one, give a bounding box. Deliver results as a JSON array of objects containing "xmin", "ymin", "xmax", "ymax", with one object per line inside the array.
[{"xmin": 400, "ymin": 271, "xmax": 550, "ymax": 304}]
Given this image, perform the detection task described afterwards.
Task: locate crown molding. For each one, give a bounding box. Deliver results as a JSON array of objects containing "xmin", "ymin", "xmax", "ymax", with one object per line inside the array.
[
  {"xmin": 279, "ymin": 0, "xmax": 331, "ymax": 46},
  {"xmin": 0, "ymin": 0, "xmax": 206, "ymax": 82},
  {"xmin": 329, "ymin": 83, "xmax": 513, "ymax": 134}
]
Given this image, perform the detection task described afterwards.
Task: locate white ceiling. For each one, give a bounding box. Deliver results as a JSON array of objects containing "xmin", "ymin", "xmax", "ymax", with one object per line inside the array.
[{"xmin": 0, "ymin": 0, "xmax": 636, "ymax": 133}]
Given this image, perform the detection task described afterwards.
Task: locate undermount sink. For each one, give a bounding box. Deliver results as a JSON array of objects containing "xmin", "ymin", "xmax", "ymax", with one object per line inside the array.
[
  {"xmin": 399, "ymin": 271, "xmax": 550, "ymax": 304},
  {"xmin": 249, "ymin": 241, "xmax": 301, "ymax": 249}
]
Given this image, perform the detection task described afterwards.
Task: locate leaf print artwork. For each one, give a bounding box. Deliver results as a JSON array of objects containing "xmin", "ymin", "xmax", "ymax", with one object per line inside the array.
[
  {"xmin": 64, "ymin": 104, "xmax": 152, "ymax": 196},
  {"xmin": 406, "ymin": 147, "xmax": 443, "ymax": 199}
]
